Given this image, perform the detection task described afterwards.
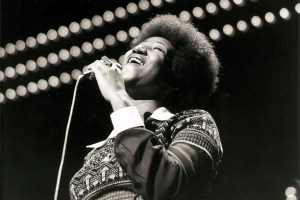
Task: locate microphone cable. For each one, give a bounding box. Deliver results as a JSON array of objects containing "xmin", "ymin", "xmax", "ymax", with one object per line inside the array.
[{"xmin": 54, "ymin": 74, "xmax": 84, "ymax": 200}]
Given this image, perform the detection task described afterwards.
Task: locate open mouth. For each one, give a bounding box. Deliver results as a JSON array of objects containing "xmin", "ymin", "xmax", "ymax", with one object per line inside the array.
[{"xmin": 128, "ymin": 57, "xmax": 145, "ymax": 65}]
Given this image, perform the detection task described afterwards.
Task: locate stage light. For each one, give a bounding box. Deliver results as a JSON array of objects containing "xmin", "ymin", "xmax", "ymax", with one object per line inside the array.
[
  {"xmin": 4, "ymin": 66, "xmax": 17, "ymax": 79},
  {"xmin": 151, "ymin": 0, "xmax": 163, "ymax": 8},
  {"xmin": 37, "ymin": 79, "xmax": 50, "ymax": 91},
  {"xmin": 286, "ymin": 196, "xmax": 297, "ymax": 200},
  {"xmin": 118, "ymin": 55, "xmax": 124, "ymax": 64},
  {"xmin": 0, "ymin": 47, "xmax": 7, "ymax": 59},
  {"xmin": 279, "ymin": 8, "xmax": 291, "ymax": 20},
  {"xmin": 70, "ymin": 46, "xmax": 82, "ymax": 58},
  {"xmin": 47, "ymin": 29, "xmax": 59, "ymax": 41},
  {"xmin": 81, "ymin": 18, "xmax": 93, "ymax": 31},
  {"xmin": 5, "ymin": 89, "xmax": 18, "ymax": 100},
  {"xmin": 233, "ymin": 0, "xmax": 245, "ymax": 7},
  {"xmin": 36, "ymin": 33, "xmax": 49, "ymax": 45},
  {"xmin": 209, "ymin": 29, "xmax": 221, "ymax": 41},
  {"xmin": 223, "ymin": 24, "xmax": 235, "ymax": 37},
  {"xmin": 92, "ymin": 15, "xmax": 104, "ymax": 27},
  {"xmin": 82, "ymin": 42, "xmax": 95, "ymax": 54},
  {"xmin": 37, "ymin": 56, "xmax": 49, "ymax": 68},
  {"xmin": 105, "ymin": 35, "xmax": 117, "ymax": 47},
  {"xmin": 59, "ymin": 49, "xmax": 71, "ymax": 61},
  {"xmin": 285, "ymin": 187, "xmax": 297, "ymax": 197},
  {"xmin": 26, "ymin": 60, "xmax": 38, "ymax": 72},
  {"xmin": 47, "ymin": 53, "xmax": 60, "ymax": 65},
  {"xmin": 265, "ymin": 12, "xmax": 276, "ymax": 24},
  {"xmin": 117, "ymin": 30, "xmax": 129, "ymax": 43},
  {"xmin": 27, "ymin": 82, "xmax": 40, "ymax": 94},
  {"xmin": 219, "ymin": 0, "xmax": 232, "ymax": 11},
  {"xmin": 192, "ymin": 7, "xmax": 205, "ymax": 19},
  {"xmin": 82, "ymin": 65, "xmax": 89, "ymax": 74},
  {"xmin": 127, "ymin": 3, "xmax": 139, "ymax": 15},
  {"xmin": 60, "ymin": 72, "xmax": 72, "ymax": 84},
  {"xmin": 48, "ymin": 76, "xmax": 61, "ymax": 88},
  {"xmin": 71, "ymin": 69, "xmax": 82, "ymax": 80},
  {"xmin": 5, "ymin": 43, "xmax": 17, "ymax": 55},
  {"xmin": 165, "ymin": 0, "xmax": 176, "ymax": 4},
  {"xmin": 179, "ymin": 11, "xmax": 192, "ymax": 21},
  {"xmin": 237, "ymin": 20, "xmax": 249, "ymax": 32},
  {"xmin": 16, "ymin": 85, "xmax": 28, "ymax": 97},
  {"xmin": 295, "ymin": 3, "xmax": 300, "ymax": 14},
  {"xmin": 129, "ymin": 27, "xmax": 140, "ymax": 38},
  {"xmin": 93, "ymin": 38, "xmax": 106, "ymax": 51},
  {"xmin": 103, "ymin": 11, "xmax": 116, "ymax": 23},
  {"xmin": 139, "ymin": 0, "xmax": 151, "ymax": 11},
  {"xmin": 69, "ymin": 22, "xmax": 82, "ymax": 34},
  {"xmin": 26, "ymin": 37, "xmax": 38, "ymax": 48},
  {"xmin": 115, "ymin": 7, "xmax": 128, "ymax": 19},
  {"xmin": 58, "ymin": 26, "xmax": 71, "ymax": 38},
  {"xmin": 0, "ymin": 71, "xmax": 6, "ymax": 82},
  {"xmin": 16, "ymin": 63, "xmax": 28, "ymax": 76},
  {"xmin": 251, "ymin": 16, "xmax": 263, "ymax": 28},
  {"xmin": 206, "ymin": 2, "xmax": 218, "ymax": 15},
  {"xmin": 0, "ymin": 93, "xmax": 6, "ymax": 104},
  {"xmin": 15, "ymin": 40, "xmax": 27, "ymax": 51}
]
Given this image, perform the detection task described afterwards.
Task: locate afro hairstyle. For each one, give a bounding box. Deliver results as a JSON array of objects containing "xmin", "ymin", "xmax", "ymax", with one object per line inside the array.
[{"xmin": 131, "ymin": 15, "xmax": 221, "ymax": 108}]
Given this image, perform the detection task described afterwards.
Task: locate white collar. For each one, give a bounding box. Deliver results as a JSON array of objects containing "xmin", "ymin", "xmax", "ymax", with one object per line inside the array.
[{"xmin": 86, "ymin": 107, "xmax": 174, "ymax": 148}]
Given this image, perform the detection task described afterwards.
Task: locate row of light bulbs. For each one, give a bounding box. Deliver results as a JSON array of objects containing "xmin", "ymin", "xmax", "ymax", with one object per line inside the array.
[
  {"xmin": 0, "ymin": 0, "xmax": 260, "ymax": 83},
  {"xmin": 0, "ymin": 0, "xmax": 176, "ymax": 59}
]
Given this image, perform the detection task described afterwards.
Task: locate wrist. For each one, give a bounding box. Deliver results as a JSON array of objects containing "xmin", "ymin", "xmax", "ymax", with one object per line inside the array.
[{"xmin": 110, "ymin": 91, "xmax": 133, "ymax": 111}]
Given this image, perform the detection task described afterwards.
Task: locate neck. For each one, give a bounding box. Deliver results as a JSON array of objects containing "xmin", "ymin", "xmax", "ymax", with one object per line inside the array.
[{"xmin": 132, "ymin": 100, "xmax": 161, "ymax": 120}]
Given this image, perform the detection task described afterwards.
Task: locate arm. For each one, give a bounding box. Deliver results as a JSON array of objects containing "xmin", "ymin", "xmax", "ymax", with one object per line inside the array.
[{"xmin": 114, "ymin": 110, "xmax": 223, "ymax": 200}]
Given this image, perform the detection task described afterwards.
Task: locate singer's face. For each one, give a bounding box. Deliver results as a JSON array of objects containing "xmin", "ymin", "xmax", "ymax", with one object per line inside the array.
[{"xmin": 121, "ymin": 37, "xmax": 174, "ymax": 99}]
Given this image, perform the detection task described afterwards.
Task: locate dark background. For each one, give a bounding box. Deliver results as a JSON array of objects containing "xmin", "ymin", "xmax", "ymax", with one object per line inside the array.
[{"xmin": 1, "ymin": 0, "xmax": 299, "ymax": 199}]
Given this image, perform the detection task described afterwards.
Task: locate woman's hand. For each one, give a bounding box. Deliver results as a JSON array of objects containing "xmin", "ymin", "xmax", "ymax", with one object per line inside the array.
[{"xmin": 88, "ymin": 60, "xmax": 133, "ymax": 111}]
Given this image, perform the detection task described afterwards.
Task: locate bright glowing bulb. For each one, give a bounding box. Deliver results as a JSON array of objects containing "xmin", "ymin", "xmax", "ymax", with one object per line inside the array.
[
  {"xmin": 69, "ymin": 22, "xmax": 82, "ymax": 34},
  {"xmin": 71, "ymin": 69, "xmax": 82, "ymax": 80},
  {"xmin": 37, "ymin": 79, "xmax": 49, "ymax": 91},
  {"xmin": 115, "ymin": 7, "xmax": 128, "ymax": 19},
  {"xmin": 58, "ymin": 26, "xmax": 71, "ymax": 38},
  {"xmin": 165, "ymin": 0, "xmax": 176, "ymax": 3},
  {"xmin": 127, "ymin": 3, "xmax": 139, "ymax": 15},
  {"xmin": 70, "ymin": 46, "xmax": 82, "ymax": 58},
  {"xmin": 117, "ymin": 30, "xmax": 129, "ymax": 43},
  {"xmin": 139, "ymin": 0, "xmax": 151, "ymax": 11},
  {"xmin": 48, "ymin": 76, "xmax": 61, "ymax": 88},
  {"xmin": 27, "ymin": 82, "xmax": 39, "ymax": 94},
  {"xmin": 295, "ymin": 3, "xmax": 300, "ymax": 14},
  {"xmin": 37, "ymin": 33, "xmax": 49, "ymax": 45},
  {"xmin": 103, "ymin": 11, "xmax": 116, "ymax": 23},
  {"xmin": 285, "ymin": 187, "xmax": 297, "ymax": 197},
  {"xmin": 59, "ymin": 49, "xmax": 71, "ymax": 61},
  {"xmin": 5, "ymin": 43, "xmax": 16, "ymax": 55},
  {"xmin": 0, "ymin": 92, "xmax": 5, "ymax": 104},
  {"xmin": 219, "ymin": 0, "xmax": 232, "ymax": 11},
  {"xmin": 237, "ymin": 20, "xmax": 248, "ymax": 32},
  {"xmin": 0, "ymin": 47, "xmax": 7, "ymax": 58},
  {"xmin": 0, "ymin": 70, "xmax": 6, "ymax": 82},
  {"xmin": 279, "ymin": 8, "xmax": 291, "ymax": 20},
  {"xmin": 223, "ymin": 24, "xmax": 235, "ymax": 36},
  {"xmin": 5, "ymin": 66, "xmax": 17, "ymax": 79},
  {"xmin": 251, "ymin": 16, "xmax": 263, "ymax": 28},
  {"xmin": 265, "ymin": 12, "xmax": 276, "ymax": 24},
  {"xmin": 26, "ymin": 37, "xmax": 38, "ymax": 48},
  {"xmin": 16, "ymin": 85, "xmax": 28, "ymax": 97},
  {"xmin": 192, "ymin": 7, "xmax": 205, "ymax": 19},
  {"xmin": 206, "ymin": 2, "xmax": 218, "ymax": 15},
  {"xmin": 105, "ymin": 35, "xmax": 117, "ymax": 46},
  {"xmin": 233, "ymin": 0, "xmax": 245, "ymax": 6},
  {"xmin": 60, "ymin": 72, "xmax": 72, "ymax": 84},
  {"xmin": 151, "ymin": 0, "xmax": 163, "ymax": 8},
  {"xmin": 37, "ymin": 56, "xmax": 49, "ymax": 68},
  {"xmin": 15, "ymin": 40, "xmax": 27, "ymax": 51},
  {"xmin": 81, "ymin": 18, "xmax": 93, "ymax": 31},
  {"xmin": 5, "ymin": 89, "xmax": 18, "ymax": 100},
  {"xmin": 118, "ymin": 55, "xmax": 124, "ymax": 64},
  {"xmin": 93, "ymin": 38, "xmax": 106, "ymax": 51},
  {"xmin": 26, "ymin": 60, "xmax": 38, "ymax": 72},
  {"xmin": 82, "ymin": 42, "xmax": 94, "ymax": 54},
  {"xmin": 179, "ymin": 11, "xmax": 191, "ymax": 21},
  {"xmin": 92, "ymin": 15, "xmax": 104, "ymax": 27},
  {"xmin": 47, "ymin": 53, "xmax": 60, "ymax": 65},
  {"xmin": 16, "ymin": 63, "xmax": 28, "ymax": 76},
  {"xmin": 209, "ymin": 29, "xmax": 221, "ymax": 41},
  {"xmin": 129, "ymin": 27, "xmax": 140, "ymax": 38},
  {"xmin": 47, "ymin": 29, "xmax": 59, "ymax": 41}
]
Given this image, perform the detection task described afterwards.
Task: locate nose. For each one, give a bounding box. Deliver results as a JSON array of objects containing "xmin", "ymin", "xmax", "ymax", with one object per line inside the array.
[{"xmin": 132, "ymin": 45, "xmax": 147, "ymax": 55}]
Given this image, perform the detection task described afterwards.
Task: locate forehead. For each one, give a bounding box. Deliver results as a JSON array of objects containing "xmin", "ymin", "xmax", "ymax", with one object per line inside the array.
[{"xmin": 142, "ymin": 36, "xmax": 173, "ymax": 48}]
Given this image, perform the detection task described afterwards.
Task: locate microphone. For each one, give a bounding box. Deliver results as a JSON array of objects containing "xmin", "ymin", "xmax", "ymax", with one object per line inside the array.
[{"xmin": 83, "ymin": 56, "xmax": 121, "ymax": 80}]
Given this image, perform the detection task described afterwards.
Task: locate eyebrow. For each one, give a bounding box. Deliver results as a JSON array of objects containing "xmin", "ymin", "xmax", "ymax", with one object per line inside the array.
[{"xmin": 143, "ymin": 39, "xmax": 168, "ymax": 47}]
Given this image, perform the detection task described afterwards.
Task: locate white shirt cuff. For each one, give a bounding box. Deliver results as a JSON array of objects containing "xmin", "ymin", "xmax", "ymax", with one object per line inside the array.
[{"xmin": 110, "ymin": 106, "xmax": 145, "ymax": 135}]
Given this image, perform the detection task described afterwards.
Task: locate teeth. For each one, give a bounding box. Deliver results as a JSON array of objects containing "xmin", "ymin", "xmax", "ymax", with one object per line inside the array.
[{"xmin": 129, "ymin": 57, "xmax": 144, "ymax": 65}]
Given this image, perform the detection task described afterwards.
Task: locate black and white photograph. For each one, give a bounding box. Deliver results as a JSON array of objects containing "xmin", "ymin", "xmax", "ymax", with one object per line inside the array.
[{"xmin": 0, "ymin": 0, "xmax": 299, "ymax": 199}]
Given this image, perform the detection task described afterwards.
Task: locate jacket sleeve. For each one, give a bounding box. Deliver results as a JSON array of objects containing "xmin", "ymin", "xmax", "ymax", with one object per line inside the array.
[{"xmin": 114, "ymin": 110, "xmax": 222, "ymax": 200}]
